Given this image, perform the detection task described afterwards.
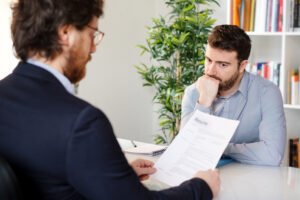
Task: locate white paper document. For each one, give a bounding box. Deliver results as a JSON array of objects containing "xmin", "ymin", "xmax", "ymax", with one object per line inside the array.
[{"xmin": 151, "ymin": 110, "xmax": 239, "ymax": 186}]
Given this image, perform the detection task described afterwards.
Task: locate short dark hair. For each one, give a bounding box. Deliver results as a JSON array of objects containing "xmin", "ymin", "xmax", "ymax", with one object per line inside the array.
[
  {"xmin": 11, "ymin": 0, "xmax": 104, "ymax": 61},
  {"xmin": 208, "ymin": 25, "xmax": 251, "ymax": 62}
]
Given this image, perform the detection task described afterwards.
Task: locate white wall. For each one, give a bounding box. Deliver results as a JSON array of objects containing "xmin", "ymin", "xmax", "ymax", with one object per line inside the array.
[
  {"xmin": 155, "ymin": 0, "xmax": 227, "ymax": 24},
  {"xmin": 78, "ymin": 0, "xmax": 157, "ymax": 142},
  {"xmin": 0, "ymin": 0, "xmax": 18, "ymax": 79}
]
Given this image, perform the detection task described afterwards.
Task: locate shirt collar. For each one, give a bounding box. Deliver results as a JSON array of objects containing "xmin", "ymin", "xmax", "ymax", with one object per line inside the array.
[
  {"xmin": 217, "ymin": 71, "xmax": 249, "ymax": 100},
  {"xmin": 237, "ymin": 71, "xmax": 249, "ymax": 99},
  {"xmin": 26, "ymin": 58, "xmax": 75, "ymax": 94}
]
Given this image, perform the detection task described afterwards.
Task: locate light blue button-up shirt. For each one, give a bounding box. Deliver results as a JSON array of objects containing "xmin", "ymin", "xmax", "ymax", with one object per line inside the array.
[
  {"xmin": 181, "ymin": 71, "xmax": 286, "ymax": 166},
  {"xmin": 27, "ymin": 59, "xmax": 75, "ymax": 94}
]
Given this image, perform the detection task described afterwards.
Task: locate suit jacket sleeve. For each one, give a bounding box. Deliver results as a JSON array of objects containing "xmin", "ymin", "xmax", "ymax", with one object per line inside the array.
[{"xmin": 65, "ymin": 105, "xmax": 213, "ymax": 200}]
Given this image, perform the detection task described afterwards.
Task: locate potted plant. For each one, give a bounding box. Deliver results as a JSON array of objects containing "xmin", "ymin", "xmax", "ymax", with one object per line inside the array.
[{"xmin": 136, "ymin": 0, "xmax": 219, "ymax": 144}]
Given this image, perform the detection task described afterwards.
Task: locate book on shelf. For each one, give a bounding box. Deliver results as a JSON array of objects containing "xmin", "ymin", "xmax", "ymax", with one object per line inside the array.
[
  {"xmin": 246, "ymin": 61, "xmax": 281, "ymax": 86},
  {"xmin": 287, "ymin": 68, "xmax": 293, "ymax": 104},
  {"xmin": 298, "ymin": 143, "xmax": 300, "ymax": 168},
  {"xmin": 291, "ymin": 72, "xmax": 299, "ymax": 105},
  {"xmin": 278, "ymin": 0, "xmax": 283, "ymax": 32},
  {"xmin": 249, "ymin": 0, "xmax": 256, "ymax": 31},
  {"xmin": 232, "ymin": 0, "xmax": 242, "ymax": 27},
  {"xmin": 288, "ymin": 67, "xmax": 300, "ymax": 105},
  {"xmin": 243, "ymin": 0, "xmax": 251, "ymax": 31},
  {"xmin": 289, "ymin": 0, "xmax": 300, "ymax": 31},
  {"xmin": 271, "ymin": 0, "xmax": 280, "ymax": 32},
  {"xmin": 255, "ymin": 0, "xmax": 268, "ymax": 32},
  {"xmin": 289, "ymin": 138, "xmax": 300, "ymax": 168},
  {"xmin": 265, "ymin": 0, "xmax": 272, "ymax": 32}
]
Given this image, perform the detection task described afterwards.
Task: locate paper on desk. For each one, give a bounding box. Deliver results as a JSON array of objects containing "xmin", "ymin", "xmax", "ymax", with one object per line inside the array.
[
  {"xmin": 124, "ymin": 143, "xmax": 167, "ymax": 156},
  {"xmin": 151, "ymin": 110, "xmax": 239, "ymax": 186}
]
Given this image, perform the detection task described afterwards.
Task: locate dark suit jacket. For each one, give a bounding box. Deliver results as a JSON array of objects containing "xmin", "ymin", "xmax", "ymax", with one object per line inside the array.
[{"xmin": 0, "ymin": 62, "xmax": 213, "ymax": 200}]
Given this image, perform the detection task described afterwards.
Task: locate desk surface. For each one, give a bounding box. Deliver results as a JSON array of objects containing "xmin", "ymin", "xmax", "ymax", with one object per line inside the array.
[
  {"xmin": 118, "ymin": 139, "xmax": 300, "ymax": 200},
  {"xmin": 214, "ymin": 163, "xmax": 300, "ymax": 200}
]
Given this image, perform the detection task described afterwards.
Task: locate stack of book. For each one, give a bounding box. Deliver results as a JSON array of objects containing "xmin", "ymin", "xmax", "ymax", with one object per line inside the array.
[
  {"xmin": 230, "ymin": 0, "xmax": 283, "ymax": 32},
  {"xmin": 246, "ymin": 61, "xmax": 281, "ymax": 86},
  {"xmin": 289, "ymin": 138, "xmax": 300, "ymax": 168}
]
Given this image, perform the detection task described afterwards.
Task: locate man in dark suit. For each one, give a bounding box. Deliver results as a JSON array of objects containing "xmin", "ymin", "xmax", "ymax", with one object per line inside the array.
[{"xmin": 0, "ymin": 0, "xmax": 219, "ymax": 199}]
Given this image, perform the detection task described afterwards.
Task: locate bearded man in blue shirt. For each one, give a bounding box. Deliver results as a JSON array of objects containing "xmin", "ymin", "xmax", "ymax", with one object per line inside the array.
[{"xmin": 181, "ymin": 25, "xmax": 286, "ymax": 166}]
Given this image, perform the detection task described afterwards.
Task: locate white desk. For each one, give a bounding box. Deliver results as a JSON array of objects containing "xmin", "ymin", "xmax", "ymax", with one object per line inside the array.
[
  {"xmin": 214, "ymin": 163, "xmax": 300, "ymax": 200},
  {"xmin": 118, "ymin": 139, "xmax": 300, "ymax": 200}
]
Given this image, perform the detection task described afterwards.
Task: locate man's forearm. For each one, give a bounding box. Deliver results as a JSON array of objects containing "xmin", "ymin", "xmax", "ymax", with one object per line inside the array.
[{"xmin": 224, "ymin": 142, "xmax": 285, "ymax": 166}]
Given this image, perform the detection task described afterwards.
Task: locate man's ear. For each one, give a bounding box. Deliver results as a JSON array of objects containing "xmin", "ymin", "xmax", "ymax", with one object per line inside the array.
[
  {"xmin": 58, "ymin": 25, "xmax": 71, "ymax": 46},
  {"xmin": 239, "ymin": 60, "xmax": 248, "ymax": 73}
]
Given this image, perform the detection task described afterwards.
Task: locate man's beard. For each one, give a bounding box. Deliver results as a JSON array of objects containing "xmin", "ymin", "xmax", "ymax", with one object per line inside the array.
[
  {"xmin": 219, "ymin": 69, "xmax": 240, "ymax": 92},
  {"xmin": 207, "ymin": 69, "xmax": 240, "ymax": 93},
  {"xmin": 63, "ymin": 47, "xmax": 91, "ymax": 84}
]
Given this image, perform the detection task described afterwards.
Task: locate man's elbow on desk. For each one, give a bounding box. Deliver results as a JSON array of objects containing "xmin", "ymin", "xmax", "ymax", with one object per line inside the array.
[
  {"xmin": 254, "ymin": 153, "xmax": 283, "ymax": 167},
  {"xmin": 264, "ymin": 147, "xmax": 285, "ymax": 166},
  {"xmin": 224, "ymin": 144, "xmax": 284, "ymax": 166},
  {"xmin": 225, "ymin": 153, "xmax": 283, "ymax": 166}
]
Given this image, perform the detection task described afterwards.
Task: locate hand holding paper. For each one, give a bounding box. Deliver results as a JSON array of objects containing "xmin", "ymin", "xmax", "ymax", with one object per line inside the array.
[
  {"xmin": 151, "ymin": 110, "xmax": 239, "ymax": 186},
  {"xmin": 130, "ymin": 159, "xmax": 156, "ymax": 181},
  {"xmin": 195, "ymin": 169, "xmax": 220, "ymax": 198}
]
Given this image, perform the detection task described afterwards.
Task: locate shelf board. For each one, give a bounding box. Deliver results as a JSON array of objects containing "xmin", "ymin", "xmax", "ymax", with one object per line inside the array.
[
  {"xmin": 246, "ymin": 32, "xmax": 300, "ymax": 36},
  {"xmin": 284, "ymin": 32, "xmax": 300, "ymax": 36},
  {"xmin": 246, "ymin": 32, "xmax": 283, "ymax": 36},
  {"xmin": 284, "ymin": 104, "xmax": 300, "ymax": 109}
]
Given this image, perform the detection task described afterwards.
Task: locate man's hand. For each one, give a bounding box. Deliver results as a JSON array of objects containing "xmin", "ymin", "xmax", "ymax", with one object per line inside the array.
[
  {"xmin": 196, "ymin": 75, "xmax": 220, "ymax": 107},
  {"xmin": 194, "ymin": 169, "xmax": 220, "ymax": 198},
  {"xmin": 130, "ymin": 159, "xmax": 156, "ymax": 181}
]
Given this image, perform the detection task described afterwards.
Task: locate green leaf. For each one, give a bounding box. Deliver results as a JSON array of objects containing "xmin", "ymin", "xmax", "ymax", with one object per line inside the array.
[
  {"xmin": 182, "ymin": 4, "xmax": 195, "ymax": 13},
  {"xmin": 154, "ymin": 135, "xmax": 167, "ymax": 144},
  {"xmin": 137, "ymin": 44, "xmax": 149, "ymax": 55},
  {"xmin": 179, "ymin": 32, "xmax": 190, "ymax": 43}
]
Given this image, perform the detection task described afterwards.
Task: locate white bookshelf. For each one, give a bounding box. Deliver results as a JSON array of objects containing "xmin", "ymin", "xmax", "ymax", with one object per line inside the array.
[
  {"xmin": 227, "ymin": 0, "xmax": 300, "ymax": 109},
  {"xmin": 284, "ymin": 104, "xmax": 300, "ymax": 109}
]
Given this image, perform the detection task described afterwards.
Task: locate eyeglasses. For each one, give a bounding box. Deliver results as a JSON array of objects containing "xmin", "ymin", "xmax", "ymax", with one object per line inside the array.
[{"xmin": 86, "ymin": 25, "xmax": 105, "ymax": 45}]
